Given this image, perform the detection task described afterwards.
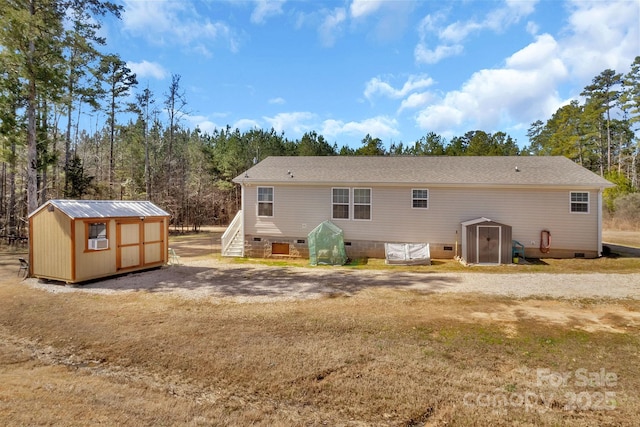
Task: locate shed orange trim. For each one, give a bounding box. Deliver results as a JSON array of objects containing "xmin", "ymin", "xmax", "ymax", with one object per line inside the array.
[
  {"xmin": 28, "ymin": 216, "xmax": 33, "ymax": 277},
  {"xmin": 71, "ymin": 219, "xmax": 76, "ymax": 282}
]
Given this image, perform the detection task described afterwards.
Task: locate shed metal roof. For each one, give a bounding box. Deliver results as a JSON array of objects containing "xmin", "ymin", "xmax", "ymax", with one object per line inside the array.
[
  {"xmin": 233, "ymin": 156, "xmax": 614, "ymax": 188},
  {"xmin": 30, "ymin": 200, "xmax": 170, "ymax": 219},
  {"xmin": 461, "ymin": 217, "xmax": 495, "ymax": 226}
]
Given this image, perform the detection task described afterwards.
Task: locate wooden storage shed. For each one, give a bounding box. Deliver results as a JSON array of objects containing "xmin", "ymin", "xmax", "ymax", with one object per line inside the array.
[
  {"xmin": 461, "ymin": 217, "xmax": 513, "ymax": 265},
  {"xmin": 29, "ymin": 199, "xmax": 170, "ymax": 283}
]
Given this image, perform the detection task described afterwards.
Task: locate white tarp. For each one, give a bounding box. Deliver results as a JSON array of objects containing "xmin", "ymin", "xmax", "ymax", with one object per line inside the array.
[{"xmin": 384, "ymin": 243, "xmax": 431, "ymax": 265}]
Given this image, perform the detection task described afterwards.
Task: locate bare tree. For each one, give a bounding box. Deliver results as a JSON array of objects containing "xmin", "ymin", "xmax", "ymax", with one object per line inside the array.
[{"xmin": 164, "ymin": 74, "xmax": 188, "ymax": 195}]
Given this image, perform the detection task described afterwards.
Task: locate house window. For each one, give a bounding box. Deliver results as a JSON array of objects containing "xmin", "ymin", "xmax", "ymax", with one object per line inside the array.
[
  {"xmin": 412, "ymin": 189, "xmax": 429, "ymax": 208},
  {"xmin": 258, "ymin": 187, "xmax": 274, "ymax": 217},
  {"xmin": 332, "ymin": 188, "xmax": 350, "ymax": 219},
  {"xmin": 570, "ymin": 191, "xmax": 589, "ymax": 213},
  {"xmin": 353, "ymin": 188, "xmax": 371, "ymax": 220}
]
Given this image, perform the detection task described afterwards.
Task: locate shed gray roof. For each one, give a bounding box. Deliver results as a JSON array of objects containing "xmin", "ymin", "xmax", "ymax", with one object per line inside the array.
[
  {"xmin": 30, "ymin": 200, "xmax": 170, "ymax": 219},
  {"xmin": 234, "ymin": 156, "xmax": 613, "ymax": 188}
]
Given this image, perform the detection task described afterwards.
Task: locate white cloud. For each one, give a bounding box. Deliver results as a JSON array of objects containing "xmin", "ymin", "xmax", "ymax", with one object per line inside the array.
[
  {"xmin": 300, "ymin": 1, "xmax": 411, "ymax": 48},
  {"xmin": 184, "ymin": 114, "xmax": 219, "ymax": 134},
  {"xmin": 439, "ymin": 21, "xmax": 483, "ymax": 44},
  {"xmin": 526, "ymin": 21, "xmax": 539, "ymax": 35},
  {"xmin": 506, "ymin": 0, "xmax": 538, "ymax": 14},
  {"xmin": 416, "ymin": 34, "xmax": 568, "ymax": 135},
  {"xmin": 251, "ymin": 0, "xmax": 286, "ymax": 24},
  {"xmin": 264, "ymin": 112, "xmax": 317, "ymax": 135},
  {"xmin": 416, "ymin": 103, "xmax": 466, "ymax": 133},
  {"xmin": 121, "ymin": 0, "xmax": 239, "ymax": 55},
  {"xmin": 438, "ymin": 0, "xmax": 535, "ymax": 42},
  {"xmin": 195, "ymin": 120, "xmax": 218, "ymax": 135},
  {"xmin": 322, "ymin": 116, "xmax": 399, "ymax": 139},
  {"xmin": 347, "ymin": 1, "xmax": 416, "ymax": 43},
  {"xmin": 414, "ymin": 43, "xmax": 463, "ymax": 64},
  {"xmin": 413, "ymin": 0, "xmax": 638, "ymax": 141},
  {"xmin": 364, "ymin": 74, "xmax": 434, "ymax": 101},
  {"xmin": 350, "ymin": 0, "xmax": 385, "ymax": 19},
  {"xmin": 398, "ymin": 92, "xmax": 433, "ymax": 113},
  {"xmin": 318, "ymin": 8, "xmax": 347, "ymax": 47},
  {"xmin": 127, "ymin": 60, "xmax": 167, "ymax": 80},
  {"xmin": 233, "ymin": 119, "xmax": 261, "ymax": 131},
  {"xmin": 268, "ymin": 97, "xmax": 286, "ymax": 105},
  {"xmin": 484, "ymin": 0, "xmax": 538, "ymax": 32},
  {"xmin": 417, "ymin": 12, "xmax": 446, "ymax": 37},
  {"xmin": 561, "ymin": 0, "xmax": 639, "ymax": 81},
  {"xmin": 415, "ymin": 0, "xmax": 537, "ymax": 65},
  {"xmin": 122, "ymin": 0, "xmax": 181, "ymax": 34},
  {"xmin": 506, "ymin": 33, "xmax": 558, "ymax": 69}
]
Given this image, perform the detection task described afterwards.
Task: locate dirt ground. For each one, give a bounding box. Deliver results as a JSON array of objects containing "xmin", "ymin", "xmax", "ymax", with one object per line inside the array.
[
  {"xmin": 6, "ymin": 227, "xmax": 640, "ymax": 335},
  {"xmin": 603, "ymin": 229, "xmax": 640, "ymax": 249},
  {"xmin": 1, "ymin": 229, "xmax": 640, "ymax": 425}
]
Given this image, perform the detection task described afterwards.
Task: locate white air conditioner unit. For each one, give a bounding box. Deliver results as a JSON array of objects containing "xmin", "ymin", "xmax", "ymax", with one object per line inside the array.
[{"xmin": 88, "ymin": 238, "xmax": 109, "ymax": 250}]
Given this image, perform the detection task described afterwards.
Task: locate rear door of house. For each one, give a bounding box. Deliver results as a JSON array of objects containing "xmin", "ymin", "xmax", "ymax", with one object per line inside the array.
[{"xmin": 477, "ymin": 225, "xmax": 501, "ymax": 264}]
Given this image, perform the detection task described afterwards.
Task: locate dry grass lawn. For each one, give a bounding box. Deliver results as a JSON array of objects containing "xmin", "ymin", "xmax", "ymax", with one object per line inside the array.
[
  {"xmin": 1, "ymin": 229, "xmax": 639, "ymax": 426},
  {"xmin": 603, "ymin": 229, "xmax": 640, "ymax": 249}
]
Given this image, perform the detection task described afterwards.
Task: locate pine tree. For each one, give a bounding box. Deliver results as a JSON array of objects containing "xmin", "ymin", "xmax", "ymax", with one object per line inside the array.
[
  {"xmin": 581, "ymin": 69, "xmax": 623, "ymax": 173},
  {"xmin": 620, "ymin": 56, "xmax": 640, "ymax": 188},
  {"xmin": 0, "ymin": 0, "xmax": 122, "ymax": 213},
  {"xmin": 98, "ymin": 54, "xmax": 137, "ymax": 198}
]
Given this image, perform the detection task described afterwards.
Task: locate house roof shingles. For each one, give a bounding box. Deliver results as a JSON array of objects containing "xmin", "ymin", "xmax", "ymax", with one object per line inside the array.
[
  {"xmin": 234, "ymin": 156, "xmax": 613, "ymax": 188},
  {"xmin": 30, "ymin": 200, "xmax": 170, "ymax": 219}
]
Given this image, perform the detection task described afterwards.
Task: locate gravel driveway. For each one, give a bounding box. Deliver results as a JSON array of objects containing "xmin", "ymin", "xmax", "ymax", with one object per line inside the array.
[{"xmin": 27, "ymin": 258, "xmax": 640, "ymax": 302}]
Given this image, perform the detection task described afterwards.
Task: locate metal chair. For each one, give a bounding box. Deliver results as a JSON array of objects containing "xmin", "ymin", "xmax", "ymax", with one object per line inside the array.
[
  {"xmin": 168, "ymin": 248, "xmax": 181, "ymax": 265},
  {"xmin": 18, "ymin": 257, "xmax": 29, "ymax": 278},
  {"xmin": 512, "ymin": 240, "xmax": 525, "ymax": 260}
]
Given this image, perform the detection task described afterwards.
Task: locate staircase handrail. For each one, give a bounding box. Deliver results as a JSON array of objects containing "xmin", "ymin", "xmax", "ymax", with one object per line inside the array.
[{"xmin": 222, "ymin": 210, "xmax": 242, "ymax": 255}]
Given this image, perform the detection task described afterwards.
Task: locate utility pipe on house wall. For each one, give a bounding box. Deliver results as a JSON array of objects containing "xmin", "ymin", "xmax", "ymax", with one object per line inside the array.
[{"xmin": 540, "ymin": 230, "xmax": 551, "ymax": 254}]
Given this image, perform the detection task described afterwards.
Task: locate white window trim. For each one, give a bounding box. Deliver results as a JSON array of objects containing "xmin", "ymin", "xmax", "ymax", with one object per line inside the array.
[
  {"xmin": 257, "ymin": 186, "xmax": 274, "ymax": 217},
  {"xmin": 331, "ymin": 187, "xmax": 350, "ymax": 220},
  {"xmin": 411, "ymin": 188, "xmax": 429, "ymax": 209},
  {"xmin": 570, "ymin": 191, "xmax": 590, "ymax": 214},
  {"xmin": 353, "ymin": 187, "xmax": 372, "ymax": 221}
]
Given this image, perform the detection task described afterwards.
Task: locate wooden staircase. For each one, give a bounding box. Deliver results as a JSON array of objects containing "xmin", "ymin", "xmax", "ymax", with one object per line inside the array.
[{"xmin": 221, "ymin": 211, "xmax": 244, "ymax": 257}]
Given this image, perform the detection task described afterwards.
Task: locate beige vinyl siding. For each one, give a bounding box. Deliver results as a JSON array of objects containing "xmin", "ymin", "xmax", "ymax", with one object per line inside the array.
[
  {"xmin": 243, "ymin": 184, "xmax": 601, "ymax": 253},
  {"xmin": 31, "ymin": 208, "xmax": 73, "ymax": 281},
  {"xmin": 426, "ymin": 187, "xmax": 600, "ymax": 251},
  {"xmin": 245, "ymin": 185, "xmax": 331, "ymax": 237}
]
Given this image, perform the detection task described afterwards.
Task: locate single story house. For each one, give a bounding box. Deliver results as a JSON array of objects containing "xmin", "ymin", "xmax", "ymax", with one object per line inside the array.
[
  {"xmin": 29, "ymin": 199, "xmax": 170, "ymax": 283},
  {"xmin": 223, "ymin": 156, "xmax": 614, "ymax": 264}
]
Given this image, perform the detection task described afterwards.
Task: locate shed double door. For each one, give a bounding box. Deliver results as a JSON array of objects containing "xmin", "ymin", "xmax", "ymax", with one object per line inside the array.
[
  {"xmin": 477, "ymin": 225, "xmax": 501, "ymax": 264},
  {"xmin": 116, "ymin": 220, "xmax": 164, "ymax": 270}
]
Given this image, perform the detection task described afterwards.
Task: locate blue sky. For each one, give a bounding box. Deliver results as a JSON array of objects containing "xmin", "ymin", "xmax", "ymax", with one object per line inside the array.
[{"xmin": 100, "ymin": 0, "xmax": 639, "ymax": 149}]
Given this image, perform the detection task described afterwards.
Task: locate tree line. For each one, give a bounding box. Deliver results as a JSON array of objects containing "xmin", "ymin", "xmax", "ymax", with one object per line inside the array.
[{"xmin": 1, "ymin": 1, "xmax": 639, "ymax": 238}]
